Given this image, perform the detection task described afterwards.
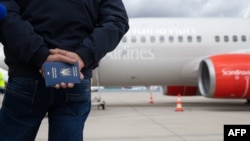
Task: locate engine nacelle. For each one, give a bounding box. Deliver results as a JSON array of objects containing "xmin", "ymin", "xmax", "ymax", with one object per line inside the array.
[
  {"xmin": 198, "ymin": 54, "xmax": 250, "ymax": 98},
  {"xmin": 163, "ymin": 86, "xmax": 198, "ymax": 96}
]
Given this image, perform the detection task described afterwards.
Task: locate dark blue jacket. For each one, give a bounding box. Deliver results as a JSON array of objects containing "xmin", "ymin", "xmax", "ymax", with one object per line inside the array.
[{"xmin": 0, "ymin": 0, "xmax": 129, "ymax": 77}]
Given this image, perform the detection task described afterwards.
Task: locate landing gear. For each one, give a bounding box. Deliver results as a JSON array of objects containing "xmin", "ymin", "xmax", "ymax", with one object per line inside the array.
[
  {"xmin": 92, "ymin": 96, "xmax": 106, "ymax": 110},
  {"xmin": 91, "ymin": 68, "xmax": 106, "ymax": 110},
  {"xmin": 98, "ymin": 101, "xmax": 106, "ymax": 110},
  {"xmin": 246, "ymin": 99, "xmax": 250, "ymax": 104}
]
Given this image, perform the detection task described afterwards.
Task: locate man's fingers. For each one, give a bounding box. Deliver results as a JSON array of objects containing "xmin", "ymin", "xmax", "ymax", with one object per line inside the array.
[
  {"xmin": 67, "ymin": 83, "xmax": 74, "ymax": 88},
  {"xmin": 53, "ymin": 83, "xmax": 74, "ymax": 89},
  {"xmin": 49, "ymin": 48, "xmax": 85, "ymax": 70},
  {"xmin": 39, "ymin": 69, "xmax": 43, "ymax": 75},
  {"xmin": 60, "ymin": 82, "xmax": 67, "ymax": 89},
  {"xmin": 56, "ymin": 54, "xmax": 76, "ymax": 63},
  {"xmin": 54, "ymin": 84, "xmax": 60, "ymax": 89},
  {"xmin": 80, "ymin": 73, "xmax": 84, "ymax": 80},
  {"xmin": 50, "ymin": 48, "xmax": 67, "ymax": 55},
  {"xmin": 47, "ymin": 54, "xmax": 76, "ymax": 64}
]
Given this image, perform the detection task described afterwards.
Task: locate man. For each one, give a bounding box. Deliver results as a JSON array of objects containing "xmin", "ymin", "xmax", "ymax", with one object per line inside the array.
[{"xmin": 0, "ymin": 0, "xmax": 129, "ymax": 141}]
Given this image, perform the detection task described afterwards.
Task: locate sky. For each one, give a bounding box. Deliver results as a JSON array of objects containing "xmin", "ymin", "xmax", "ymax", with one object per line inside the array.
[{"xmin": 123, "ymin": 0, "xmax": 250, "ymax": 18}]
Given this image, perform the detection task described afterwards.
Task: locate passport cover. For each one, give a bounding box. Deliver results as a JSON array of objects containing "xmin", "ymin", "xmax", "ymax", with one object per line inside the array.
[{"xmin": 43, "ymin": 62, "xmax": 80, "ymax": 87}]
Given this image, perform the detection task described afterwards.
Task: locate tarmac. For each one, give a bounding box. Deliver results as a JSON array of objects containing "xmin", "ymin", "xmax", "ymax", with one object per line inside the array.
[{"xmin": 1, "ymin": 91, "xmax": 250, "ymax": 141}]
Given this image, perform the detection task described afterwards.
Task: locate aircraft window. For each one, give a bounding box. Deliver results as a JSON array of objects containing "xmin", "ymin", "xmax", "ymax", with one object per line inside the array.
[
  {"xmin": 169, "ymin": 36, "xmax": 174, "ymax": 43},
  {"xmin": 131, "ymin": 36, "xmax": 137, "ymax": 43},
  {"xmin": 242, "ymin": 35, "xmax": 246, "ymax": 42},
  {"xmin": 178, "ymin": 36, "xmax": 183, "ymax": 42},
  {"xmin": 215, "ymin": 36, "xmax": 220, "ymax": 42},
  {"xmin": 232, "ymin": 35, "xmax": 238, "ymax": 42},
  {"xmin": 141, "ymin": 36, "xmax": 146, "ymax": 43},
  {"xmin": 187, "ymin": 36, "xmax": 192, "ymax": 42},
  {"xmin": 159, "ymin": 36, "xmax": 165, "ymax": 43},
  {"xmin": 197, "ymin": 36, "xmax": 202, "ymax": 42},
  {"xmin": 224, "ymin": 36, "xmax": 229, "ymax": 42},
  {"xmin": 150, "ymin": 36, "xmax": 155, "ymax": 43},
  {"xmin": 121, "ymin": 36, "xmax": 127, "ymax": 43}
]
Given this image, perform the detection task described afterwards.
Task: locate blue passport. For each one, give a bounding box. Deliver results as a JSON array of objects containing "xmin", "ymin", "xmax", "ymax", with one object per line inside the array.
[{"xmin": 42, "ymin": 62, "xmax": 81, "ymax": 87}]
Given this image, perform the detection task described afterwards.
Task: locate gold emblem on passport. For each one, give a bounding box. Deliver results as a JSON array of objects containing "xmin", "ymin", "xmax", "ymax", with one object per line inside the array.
[{"xmin": 60, "ymin": 68, "xmax": 71, "ymax": 76}]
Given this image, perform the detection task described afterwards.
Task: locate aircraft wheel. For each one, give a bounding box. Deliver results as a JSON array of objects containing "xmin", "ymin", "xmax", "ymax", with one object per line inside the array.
[
  {"xmin": 246, "ymin": 99, "xmax": 250, "ymax": 104},
  {"xmin": 97, "ymin": 101, "xmax": 106, "ymax": 110}
]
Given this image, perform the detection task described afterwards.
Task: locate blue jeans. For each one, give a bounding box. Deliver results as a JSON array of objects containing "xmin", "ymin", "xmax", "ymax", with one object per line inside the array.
[{"xmin": 0, "ymin": 75, "xmax": 91, "ymax": 141}]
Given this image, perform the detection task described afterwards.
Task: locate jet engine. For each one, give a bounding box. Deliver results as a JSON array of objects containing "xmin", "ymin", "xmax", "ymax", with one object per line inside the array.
[{"xmin": 198, "ymin": 54, "xmax": 250, "ymax": 98}]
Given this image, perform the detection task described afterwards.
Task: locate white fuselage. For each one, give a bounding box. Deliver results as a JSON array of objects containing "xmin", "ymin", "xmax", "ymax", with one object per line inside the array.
[{"xmin": 92, "ymin": 18, "xmax": 250, "ymax": 86}]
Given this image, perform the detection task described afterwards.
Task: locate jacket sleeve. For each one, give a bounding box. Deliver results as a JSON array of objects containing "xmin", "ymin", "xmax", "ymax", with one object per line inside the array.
[
  {"xmin": 75, "ymin": 0, "xmax": 129, "ymax": 68},
  {"xmin": 0, "ymin": 0, "xmax": 49, "ymax": 68}
]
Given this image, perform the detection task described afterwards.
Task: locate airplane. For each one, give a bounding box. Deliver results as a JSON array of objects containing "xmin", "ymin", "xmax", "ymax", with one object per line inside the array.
[
  {"xmin": 1, "ymin": 18, "xmax": 250, "ymax": 104},
  {"xmin": 90, "ymin": 17, "xmax": 250, "ymax": 102}
]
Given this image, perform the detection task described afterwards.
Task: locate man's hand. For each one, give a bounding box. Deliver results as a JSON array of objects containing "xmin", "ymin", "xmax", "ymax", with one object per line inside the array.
[
  {"xmin": 46, "ymin": 52, "xmax": 77, "ymax": 64},
  {"xmin": 40, "ymin": 48, "xmax": 85, "ymax": 89},
  {"xmin": 49, "ymin": 48, "xmax": 85, "ymax": 70}
]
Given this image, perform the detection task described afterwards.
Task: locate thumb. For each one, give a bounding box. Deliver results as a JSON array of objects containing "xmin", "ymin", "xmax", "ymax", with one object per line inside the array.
[{"xmin": 80, "ymin": 72, "xmax": 84, "ymax": 80}]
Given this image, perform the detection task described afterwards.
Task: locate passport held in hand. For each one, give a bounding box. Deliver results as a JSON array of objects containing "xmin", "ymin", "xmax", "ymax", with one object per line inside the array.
[{"xmin": 42, "ymin": 62, "xmax": 81, "ymax": 87}]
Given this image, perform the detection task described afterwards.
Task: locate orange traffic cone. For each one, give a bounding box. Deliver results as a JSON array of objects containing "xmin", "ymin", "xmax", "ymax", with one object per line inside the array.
[
  {"xmin": 175, "ymin": 94, "xmax": 183, "ymax": 112},
  {"xmin": 149, "ymin": 93, "xmax": 153, "ymax": 104}
]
